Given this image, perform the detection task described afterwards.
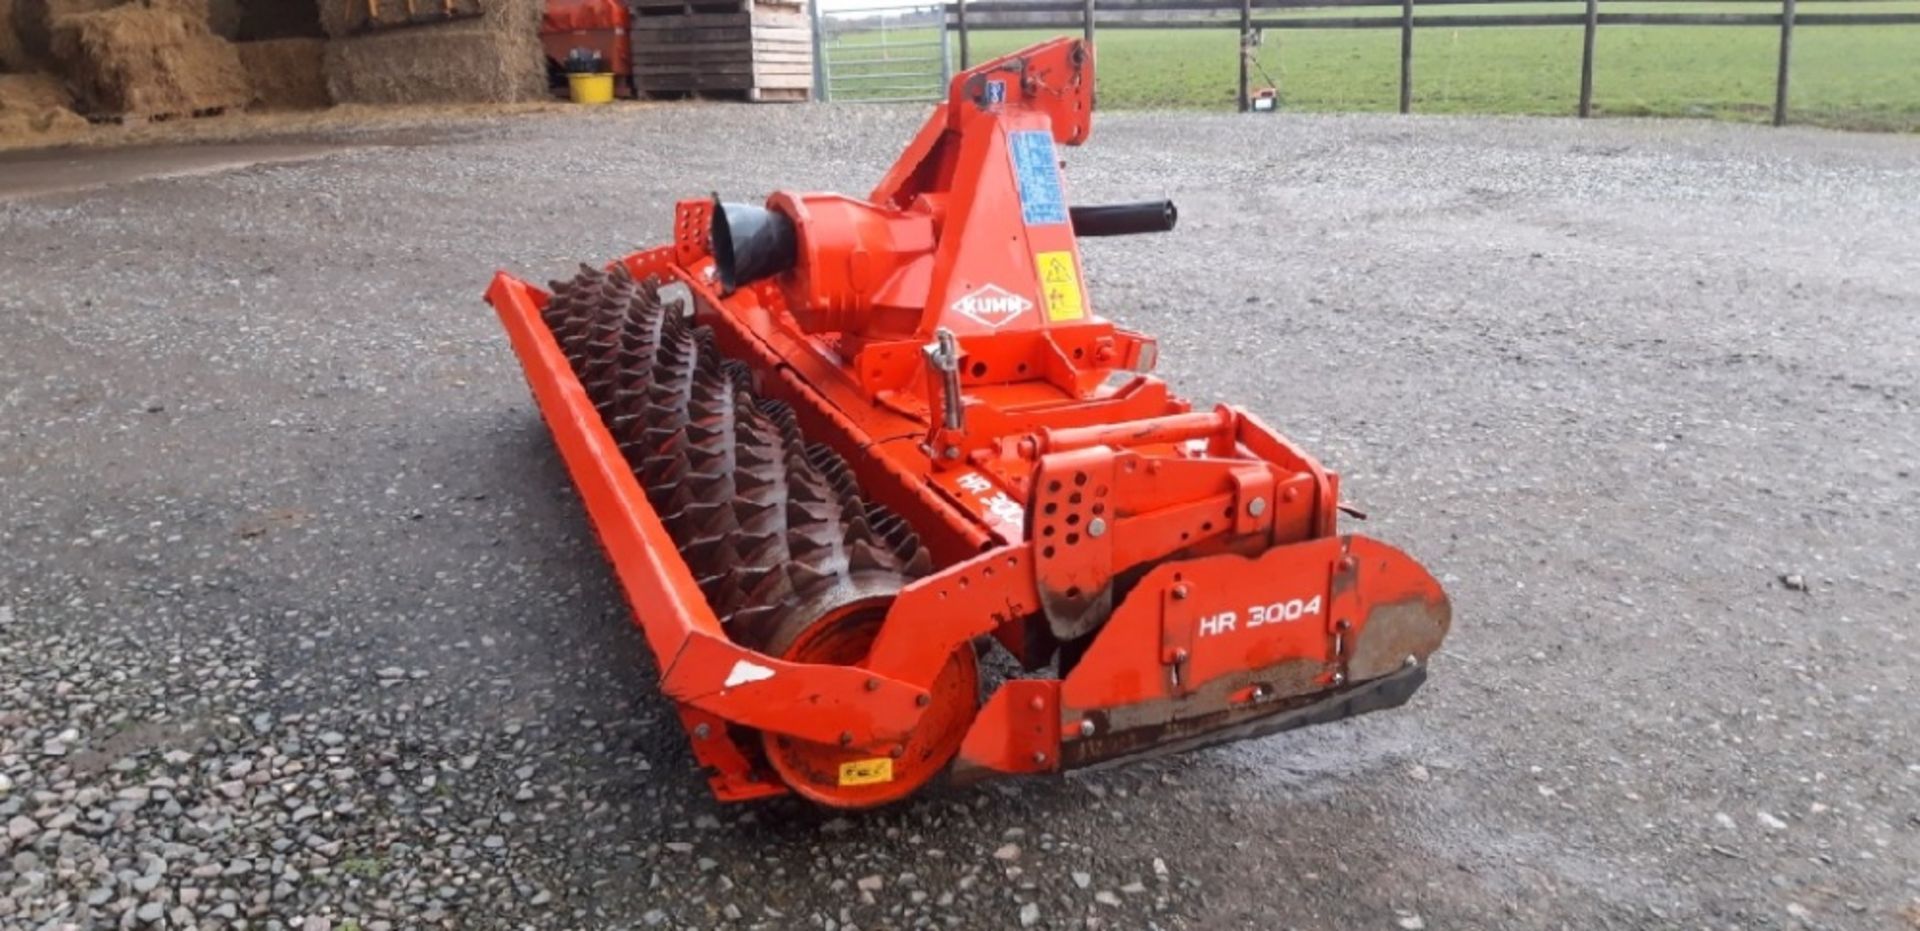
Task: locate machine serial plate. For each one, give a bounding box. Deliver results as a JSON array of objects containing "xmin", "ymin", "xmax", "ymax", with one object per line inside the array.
[{"xmin": 1008, "ymin": 130, "xmax": 1068, "ymax": 227}]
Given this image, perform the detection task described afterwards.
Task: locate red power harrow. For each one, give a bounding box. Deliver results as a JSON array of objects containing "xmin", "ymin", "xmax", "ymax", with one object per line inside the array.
[{"xmin": 484, "ymin": 37, "xmax": 1451, "ymax": 808}]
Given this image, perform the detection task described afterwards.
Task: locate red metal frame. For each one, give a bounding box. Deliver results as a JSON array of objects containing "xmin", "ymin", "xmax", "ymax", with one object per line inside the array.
[
  {"xmin": 487, "ymin": 276, "xmax": 931, "ymax": 745},
  {"xmin": 485, "ymin": 37, "xmax": 1451, "ymax": 805}
]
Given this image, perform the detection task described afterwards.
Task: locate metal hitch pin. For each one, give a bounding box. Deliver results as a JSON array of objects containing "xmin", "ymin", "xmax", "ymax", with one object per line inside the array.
[{"xmin": 924, "ymin": 327, "xmax": 965, "ymax": 432}]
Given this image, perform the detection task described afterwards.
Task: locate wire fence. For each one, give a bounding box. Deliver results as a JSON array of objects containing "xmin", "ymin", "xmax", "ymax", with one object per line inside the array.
[
  {"xmin": 800, "ymin": 0, "xmax": 1917, "ymax": 126},
  {"xmin": 814, "ymin": 3, "xmax": 954, "ymax": 101}
]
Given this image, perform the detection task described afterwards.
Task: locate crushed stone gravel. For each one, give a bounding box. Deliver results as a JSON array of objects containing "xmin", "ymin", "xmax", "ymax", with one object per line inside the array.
[{"xmin": 2, "ymin": 103, "xmax": 1917, "ymax": 929}]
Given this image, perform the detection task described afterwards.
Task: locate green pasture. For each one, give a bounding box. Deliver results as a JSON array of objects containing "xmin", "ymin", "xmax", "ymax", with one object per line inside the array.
[{"xmin": 822, "ymin": 4, "xmax": 1920, "ymax": 130}]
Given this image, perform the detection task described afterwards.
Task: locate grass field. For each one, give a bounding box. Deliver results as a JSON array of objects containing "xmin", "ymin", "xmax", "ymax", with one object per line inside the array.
[{"xmin": 823, "ymin": 4, "xmax": 1920, "ymax": 130}]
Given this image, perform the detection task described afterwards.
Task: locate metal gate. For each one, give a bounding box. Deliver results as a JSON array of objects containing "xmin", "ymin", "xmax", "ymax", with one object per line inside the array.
[{"xmin": 810, "ymin": 2, "xmax": 951, "ymax": 103}]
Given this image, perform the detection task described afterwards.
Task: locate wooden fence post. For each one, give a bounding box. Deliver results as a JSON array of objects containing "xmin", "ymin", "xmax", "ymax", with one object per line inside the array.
[
  {"xmin": 957, "ymin": 0, "xmax": 970, "ymax": 70},
  {"xmin": 1399, "ymin": 0, "xmax": 1414, "ymax": 113},
  {"xmin": 1238, "ymin": 0, "xmax": 1252, "ymax": 112},
  {"xmin": 1773, "ymin": 0, "xmax": 1795, "ymax": 125},
  {"xmin": 1578, "ymin": 0, "xmax": 1597, "ymax": 117}
]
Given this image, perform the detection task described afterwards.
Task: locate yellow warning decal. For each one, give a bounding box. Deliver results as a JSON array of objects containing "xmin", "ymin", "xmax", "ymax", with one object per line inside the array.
[
  {"xmin": 1034, "ymin": 251, "xmax": 1084, "ymax": 322},
  {"xmin": 838, "ymin": 757, "xmax": 894, "ymax": 786}
]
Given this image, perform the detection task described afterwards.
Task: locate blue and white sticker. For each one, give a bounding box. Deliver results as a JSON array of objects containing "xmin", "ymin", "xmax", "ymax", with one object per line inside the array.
[
  {"xmin": 985, "ymin": 79, "xmax": 1006, "ymax": 106},
  {"xmin": 1008, "ymin": 130, "xmax": 1068, "ymax": 227}
]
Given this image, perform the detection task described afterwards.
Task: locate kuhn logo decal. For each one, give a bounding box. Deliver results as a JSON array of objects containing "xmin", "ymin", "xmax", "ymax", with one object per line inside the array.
[{"xmin": 950, "ymin": 285, "xmax": 1032, "ymax": 328}]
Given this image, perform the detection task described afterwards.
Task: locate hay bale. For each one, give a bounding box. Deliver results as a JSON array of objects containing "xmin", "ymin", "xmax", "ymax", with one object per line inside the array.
[
  {"xmin": 4, "ymin": 0, "xmax": 225, "ymax": 72},
  {"xmin": 204, "ymin": 0, "xmax": 238, "ymax": 36},
  {"xmin": 8, "ymin": 0, "xmax": 118, "ymax": 66},
  {"xmin": 0, "ymin": 104, "xmax": 87, "ymax": 135},
  {"xmin": 236, "ymin": 37, "xmax": 326, "ymax": 108},
  {"xmin": 233, "ymin": 0, "xmax": 321, "ymax": 40},
  {"xmin": 0, "ymin": 71, "xmax": 88, "ymax": 137},
  {"xmin": 323, "ymin": 0, "xmax": 542, "ymax": 105},
  {"xmin": 143, "ymin": 0, "xmax": 205, "ymax": 22},
  {"xmin": 1, "ymin": 0, "xmax": 25, "ymax": 71},
  {"xmin": 51, "ymin": 0, "xmax": 250, "ymax": 118},
  {"xmin": 318, "ymin": 0, "xmax": 490, "ymax": 38},
  {"xmin": 0, "ymin": 70, "xmax": 66, "ymax": 108}
]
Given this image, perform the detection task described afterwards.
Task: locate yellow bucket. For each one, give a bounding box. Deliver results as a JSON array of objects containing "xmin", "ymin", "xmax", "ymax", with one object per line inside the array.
[{"xmin": 568, "ymin": 72, "xmax": 615, "ymax": 105}]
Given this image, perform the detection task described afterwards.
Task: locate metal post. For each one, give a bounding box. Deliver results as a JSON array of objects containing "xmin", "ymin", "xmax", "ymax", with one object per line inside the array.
[
  {"xmin": 1084, "ymin": 0, "xmax": 1097, "ymax": 106},
  {"xmin": 957, "ymin": 0, "xmax": 970, "ymax": 69},
  {"xmin": 810, "ymin": 0, "xmax": 829, "ymax": 102},
  {"xmin": 1773, "ymin": 0, "xmax": 1795, "ymax": 126},
  {"xmin": 1578, "ymin": 0, "xmax": 1597, "ymax": 117},
  {"xmin": 1399, "ymin": 0, "xmax": 1414, "ymax": 114},
  {"xmin": 939, "ymin": 1, "xmax": 954, "ymax": 90},
  {"xmin": 1238, "ymin": 0, "xmax": 1252, "ymax": 112}
]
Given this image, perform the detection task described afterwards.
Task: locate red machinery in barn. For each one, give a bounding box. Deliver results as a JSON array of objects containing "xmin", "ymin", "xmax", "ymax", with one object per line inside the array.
[
  {"xmin": 541, "ymin": 0, "xmax": 630, "ymax": 93},
  {"xmin": 485, "ymin": 37, "xmax": 1451, "ymax": 807}
]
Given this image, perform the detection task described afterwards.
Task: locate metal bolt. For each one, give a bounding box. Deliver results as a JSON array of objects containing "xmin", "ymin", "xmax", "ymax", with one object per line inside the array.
[
  {"xmin": 1331, "ymin": 672, "xmax": 1347, "ymax": 686},
  {"xmin": 1032, "ymin": 751, "xmax": 1048, "ymax": 765},
  {"xmin": 1403, "ymin": 654, "xmax": 1420, "ymax": 669},
  {"xmin": 1086, "ymin": 517, "xmax": 1107, "ymax": 538},
  {"xmin": 1078, "ymin": 719, "xmax": 1096, "ymax": 737},
  {"xmin": 1335, "ymin": 618, "xmax": 1352, "ymax": 632},
  {"xmin": 1173, "ymin": 648, "xmax": 1189, "ymax": 663},
  {"xmin": 838, "ymin": 731, "xmax": 854, "ymax": 747},
  {"xmin": 915, "ymin": 694, "xmax": 931, "ymax": 707},
  {"xmin": 1247, "ymin": 497, "xmax": 1267, "ymax": 517},
  {"xmin": 1250, "ymin": 685, "xmax": 1267, "ymax": 701},
  {"xmin": 692, "ymin": 723, "xmax": 711, "ymax": 740},
  {"xmin": 890, "ymin": 744, "xmax": 906, "ymax": 758},
  {"xmin": 942, "ymin": 445, "xmax": 961, "ymax": 460},
  {"xmin": 865, "ymin": 678, "xmax": 881, "ymax": 692},
  {"xmin": 1171, "ymin": 583, "xmax": 1189, "ymax": 601}
]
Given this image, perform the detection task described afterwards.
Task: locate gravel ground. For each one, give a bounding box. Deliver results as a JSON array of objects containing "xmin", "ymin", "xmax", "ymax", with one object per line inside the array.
[{"xmin": 2, "ymin": 104, "xmax": 1917, "ymax": 931}]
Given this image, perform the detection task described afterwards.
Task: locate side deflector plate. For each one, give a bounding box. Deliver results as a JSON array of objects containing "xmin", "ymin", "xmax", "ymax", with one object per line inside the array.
[{"xmin": 1055, "ymin": 534, "xmax": 1450, "ymax": 769}]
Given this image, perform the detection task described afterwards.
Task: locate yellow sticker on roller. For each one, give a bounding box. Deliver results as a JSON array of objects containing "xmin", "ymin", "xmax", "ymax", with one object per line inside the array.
[
  {"xmin": 838, "ymin": 757, "xmax": 894, "ymax": 786},
  {"xmin": 1034, "ymin": 251, "xmax": 1084, "ymax": 322}
]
